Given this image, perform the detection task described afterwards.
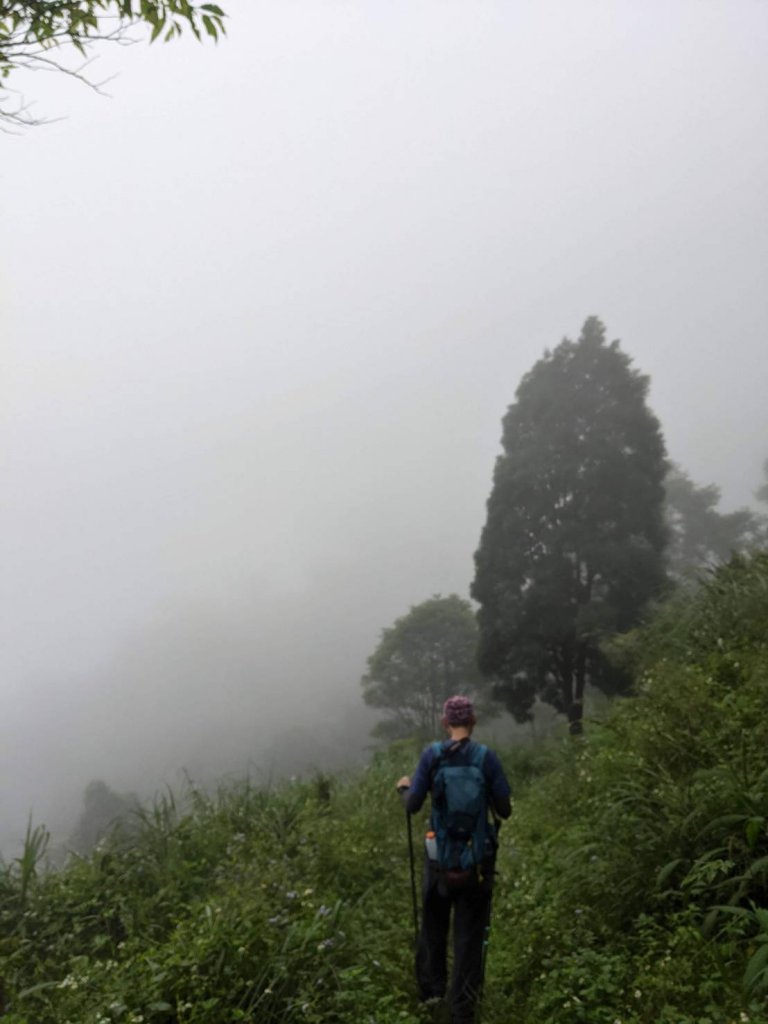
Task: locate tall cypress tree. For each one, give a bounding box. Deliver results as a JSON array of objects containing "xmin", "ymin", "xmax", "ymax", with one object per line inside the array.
[{"xmin": 471, "ymin": 317, "xmax": 668, "ymax": 733}]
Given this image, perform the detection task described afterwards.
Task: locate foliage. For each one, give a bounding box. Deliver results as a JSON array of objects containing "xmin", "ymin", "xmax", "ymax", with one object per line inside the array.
[
  {"xmin": 0, "ymin": 0, "xmax": 225, "ymax": 126},
  {"xmin": 0, "ymin": 754, "xmax": 427, "ymax": 1024},
  {"xmin": 361, "ymin": 594, "xmax": 498, "ymax": 740},
  {"xmin": 472, "ymin": 316, "xmax": 669, "ymax": 733},
  {"xmin": 3, "ymin": 554, "xmax": 768, "ymax": 1023},
  {"xmin": 664, "ymin": 464, "xmax": 765, "ymax": 580},
  {"xmin": 2, "ymin": 817, "xmax": 50, "ymax": 907},
  {"xmin": 487, "ymin": 551, "xmax": 768, "ymax": 1023}
]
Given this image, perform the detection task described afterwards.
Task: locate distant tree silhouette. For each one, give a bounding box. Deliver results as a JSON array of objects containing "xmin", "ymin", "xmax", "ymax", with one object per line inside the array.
[
  {"xmin": 68, "ymin": 780, "xmax": 137, "ymax": 854},
  {"xmin": 361, "ymin": 595, "xmax": 498, "ymax": 740},
  {"xmin": 664, "ymin": 464, "xmax": 765, "ymax": 580}
]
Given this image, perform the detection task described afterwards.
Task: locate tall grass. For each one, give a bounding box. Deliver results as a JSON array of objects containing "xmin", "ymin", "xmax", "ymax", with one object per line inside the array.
[
  {"xmin": 487, "ymin": 553, "xmax": 768, "ymax": 1023},
  {"xmin": 2, "ymin": 553, "xmax": 768, "ymax": 1023}
]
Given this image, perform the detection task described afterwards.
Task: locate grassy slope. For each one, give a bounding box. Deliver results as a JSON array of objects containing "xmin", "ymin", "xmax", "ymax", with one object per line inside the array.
[{"xmin": 2, "ymin": 554, "xmax": 768, "ymax": 1024}]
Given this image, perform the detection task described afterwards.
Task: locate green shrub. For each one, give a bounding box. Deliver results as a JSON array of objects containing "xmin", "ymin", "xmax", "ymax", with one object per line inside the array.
[{"xmin": 3, "ymin": 553, "xmax": 768, "ymax": 1023}]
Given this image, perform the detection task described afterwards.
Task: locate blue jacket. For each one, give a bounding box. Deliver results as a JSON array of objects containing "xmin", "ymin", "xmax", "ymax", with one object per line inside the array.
[{"xmin": 403, "ymin": 737, "xmax": 512, "ymax": 819}]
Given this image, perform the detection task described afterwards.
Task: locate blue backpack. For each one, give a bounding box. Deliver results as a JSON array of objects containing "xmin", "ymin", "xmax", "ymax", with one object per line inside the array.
[{"xmin": 430, "ymin": 740, "xmax": 496, "ymax": 881}]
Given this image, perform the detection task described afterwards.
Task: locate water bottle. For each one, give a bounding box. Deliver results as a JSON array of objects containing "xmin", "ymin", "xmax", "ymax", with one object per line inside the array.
[{"xmin": 425, "ymin": 831, "xmax": 438, "ymax": 861}]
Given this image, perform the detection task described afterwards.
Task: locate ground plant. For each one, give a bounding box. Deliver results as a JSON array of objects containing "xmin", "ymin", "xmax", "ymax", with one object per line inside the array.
[{"xmin": 2, "ymin": 553, "xmax": 768, "ymax": 1023}]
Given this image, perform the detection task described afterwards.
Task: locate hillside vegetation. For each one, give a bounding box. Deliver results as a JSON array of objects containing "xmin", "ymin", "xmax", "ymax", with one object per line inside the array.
[{"xmin": 2, "ymin": 554, "xmax": 768, "ymax": 1023}]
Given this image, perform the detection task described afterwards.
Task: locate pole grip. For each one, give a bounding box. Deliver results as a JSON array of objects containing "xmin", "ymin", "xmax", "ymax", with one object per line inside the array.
[{"xmin": 405, "ymin": 810, "xmax": 419, "ymax": 947}]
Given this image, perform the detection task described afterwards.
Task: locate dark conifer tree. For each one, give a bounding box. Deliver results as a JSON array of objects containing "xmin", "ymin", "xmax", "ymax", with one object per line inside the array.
[{"xmin": 471, "ymin": 317, "xmax": 668, "ymax": 733}]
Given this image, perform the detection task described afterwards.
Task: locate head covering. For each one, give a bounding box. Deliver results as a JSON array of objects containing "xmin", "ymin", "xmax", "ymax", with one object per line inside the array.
[{"xmin": 442, "ymin": 695, "xmax": 475, "ymax": 726}]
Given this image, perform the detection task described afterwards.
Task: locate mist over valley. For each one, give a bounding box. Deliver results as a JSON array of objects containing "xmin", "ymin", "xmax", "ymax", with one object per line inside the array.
[{"xmin": 2, "ymin": 0, "xmax": 767, "ymax": 864}]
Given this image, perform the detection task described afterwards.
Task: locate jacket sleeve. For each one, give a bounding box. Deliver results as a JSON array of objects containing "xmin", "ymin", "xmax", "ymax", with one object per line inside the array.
[
  {"xmin": 401, "ymin": 746, "xmax": 435, "ymax": 815},
  {"xmin": 485, "ymin": 749, "xmax": 512, "ymax": 819}
]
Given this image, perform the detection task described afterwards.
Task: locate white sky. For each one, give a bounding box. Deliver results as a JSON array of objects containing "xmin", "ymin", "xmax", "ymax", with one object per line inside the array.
[{"xmin": 1, "ymin": 0, "xmax": 767, "ymax": 851}]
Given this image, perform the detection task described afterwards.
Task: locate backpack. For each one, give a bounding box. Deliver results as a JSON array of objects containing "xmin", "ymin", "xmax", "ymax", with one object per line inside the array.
[{"xmin": 429, "ymin": 740, "xmax": 496, "ymax": 885}]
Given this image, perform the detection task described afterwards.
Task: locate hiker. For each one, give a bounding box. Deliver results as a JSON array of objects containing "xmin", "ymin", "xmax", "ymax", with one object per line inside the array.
[{"xmin": 396, "ymin": 695, "xmax": 511, "ymax": 1024}]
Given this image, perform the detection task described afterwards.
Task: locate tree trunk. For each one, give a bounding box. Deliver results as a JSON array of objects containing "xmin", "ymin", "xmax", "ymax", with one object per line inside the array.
[
  {"xmin": 566, "ymin": 699, "xmax": 584, "ymax": 736},
  {"xmin": 568, "ymin": 642, "xmax": 588, "ymax": 736},
  {"xmin": 558, "ymin": 647, "xmax": 583, "ymax": 736}
]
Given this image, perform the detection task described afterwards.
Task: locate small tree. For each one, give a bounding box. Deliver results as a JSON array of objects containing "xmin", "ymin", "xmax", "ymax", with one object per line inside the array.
[
  {"xmin": 472, "ymin": 317, "xmax": 668, "ymax": 734},
  {"xmin": 361, "ymin": 594, "xmax": 496, "ymax": 740},
  {"xmin": 67, "ymin": 780, "xmax": 137, "ymax": 854}
]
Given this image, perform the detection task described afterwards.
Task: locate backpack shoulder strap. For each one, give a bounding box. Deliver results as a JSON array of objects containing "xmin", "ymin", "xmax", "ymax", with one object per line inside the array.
[
  {"xmin": 467, "ymin": 741, "xmax": 488, "ymax": 768},
  {"xmin": 430, "ymin": 741, "xmax": 444, "ymax": 762},
  {"xmin": 470, "ymin": 742, "xmax": 501, "ymax": 830},
  {"xmin": 428, "ymin": 741, "xmax": 444, "ymax": 783}
]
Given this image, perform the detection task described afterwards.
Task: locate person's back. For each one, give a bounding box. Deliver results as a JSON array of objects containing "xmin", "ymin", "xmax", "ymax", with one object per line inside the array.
[
  {"xmin": 428, "ymin": 736, "xmax": 499, "ymax": 886},
  {"xmin": 396, "ymin": 696, "xmax": 511, "ymax": 1024}
]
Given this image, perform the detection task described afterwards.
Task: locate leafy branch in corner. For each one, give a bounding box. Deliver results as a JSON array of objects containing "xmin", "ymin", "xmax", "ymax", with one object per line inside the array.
[{"xmin": 0, "ymin": 0, "xmax": 226, "ymax": 127}]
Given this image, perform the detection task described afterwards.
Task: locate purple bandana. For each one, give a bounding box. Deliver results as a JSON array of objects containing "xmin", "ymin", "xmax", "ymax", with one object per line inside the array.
[{"xmin": 442, "ymin": 695, "xmax": 475, "ymax": 726}]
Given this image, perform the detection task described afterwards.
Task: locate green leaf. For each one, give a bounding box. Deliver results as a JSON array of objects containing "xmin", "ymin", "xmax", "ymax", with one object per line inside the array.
[
  {"xmin": 710, "ymin": 904, "xmax": 753, "ymax": 920},
  {"xmin": 746, "ymin": 817, "xmax": 764, "ymax": 849},
  {"xmin": 744, "ymin": 942, "xmax": 768, "ymax": 994},
  {"xmin": 150, "ymin": 16, "xmax": 166, "ymax": 41},
  {"xmin": 745, "ymin": 856, "xmax": 768, "ymax": 881},
  {"xmin": 696, "ymin": 813, "xmax": 748, "ymax": 839},
  {"xmin": 655, "ymin": 858, "xmax": 683, "ymax": 888},
  {"xmin": 17, "ymin": 981, "xmax": 60, "ymax": 999}
]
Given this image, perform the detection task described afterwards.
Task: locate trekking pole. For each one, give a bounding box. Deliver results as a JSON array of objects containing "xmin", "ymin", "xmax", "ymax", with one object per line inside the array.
[
  {"xmin": 405, "ymin": 809, "xmax": 419, "ymax": 946},
  {"xmin": 474, "ymin": 868, "xmax": 495, "ymax": 1024},
  {"xmin": 478, "ymin": 816, "xmax": 501, "ymax": 1017},
  {"xmin": 479, "ymin": 883, "xmax": 493, "ymax": 1000}
]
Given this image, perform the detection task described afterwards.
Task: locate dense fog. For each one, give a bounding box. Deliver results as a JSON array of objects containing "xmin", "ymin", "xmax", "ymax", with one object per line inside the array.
[{"xmin": 1, "ymin": 0, "xmax": 767, "ymax": 857}]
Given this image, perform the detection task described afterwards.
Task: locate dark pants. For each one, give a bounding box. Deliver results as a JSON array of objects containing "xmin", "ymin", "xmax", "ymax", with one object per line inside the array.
[{"xmin": 415, "ymin": 859, "xmax": 493, "ymax": 1024}]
